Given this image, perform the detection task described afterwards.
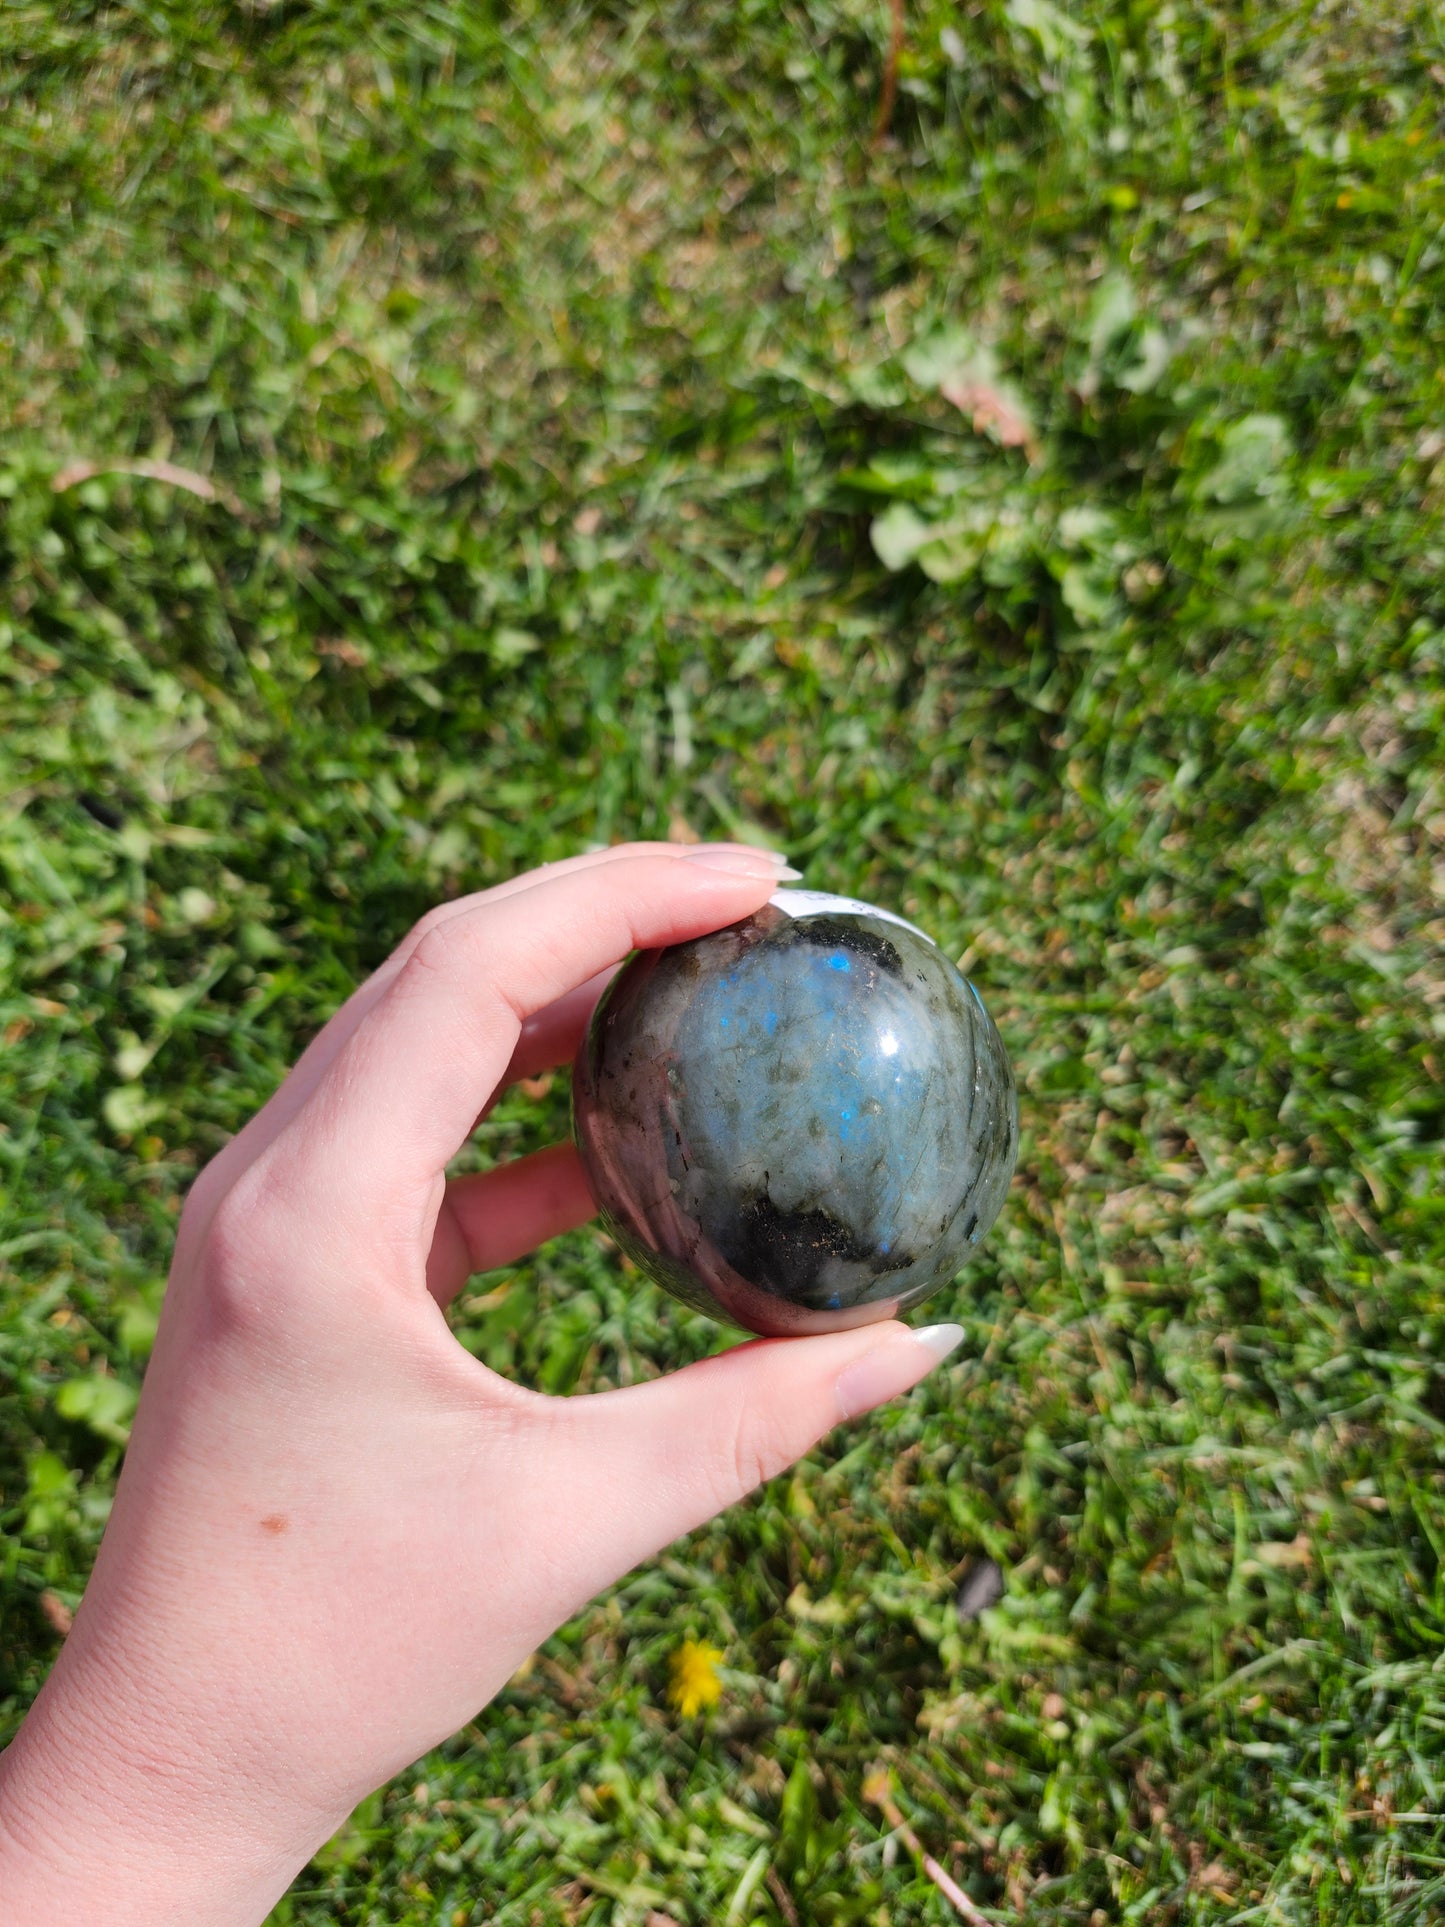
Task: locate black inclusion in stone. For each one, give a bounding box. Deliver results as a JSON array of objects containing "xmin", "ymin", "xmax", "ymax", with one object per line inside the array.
[
  {"xmin": 786, "ymin": 916, "xmax": 903, "ymax": 976},
  {"xmin": 718, "ymin": 1194, "xmax": 909, "ymax": 1303}
]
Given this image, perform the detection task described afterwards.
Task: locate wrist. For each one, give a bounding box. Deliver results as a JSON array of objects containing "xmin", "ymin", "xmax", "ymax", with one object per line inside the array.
[{"xmin": 0, "ymin": 1627, "xmax": 338, "ymax": 1927}]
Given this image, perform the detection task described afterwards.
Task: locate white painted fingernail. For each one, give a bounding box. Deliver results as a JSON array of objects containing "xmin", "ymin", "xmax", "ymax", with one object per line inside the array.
[
  {"xmin": 834, "ymin": 1322, "xmax": 965, "ymax": 1420},
  {"xmin": 685, "ymin": 843, "xmax": 794, "ymax": 865},
  {"xmin": 683, "ymin": 850, "xmax": 803, "ymax": 880},
  {"xmin": 911, "ymin": 1322, "xmax": 966, "ymax": 1363}
]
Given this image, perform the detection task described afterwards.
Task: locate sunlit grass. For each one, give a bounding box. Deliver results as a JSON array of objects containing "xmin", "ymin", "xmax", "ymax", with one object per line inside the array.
[{"xmin": 2, "ymin": 3, "xmax": 1443, "ymax": 1921}]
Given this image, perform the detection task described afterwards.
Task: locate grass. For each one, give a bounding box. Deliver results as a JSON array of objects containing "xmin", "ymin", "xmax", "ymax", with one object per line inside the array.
[{"xmin": 2, "ymin": 0, "xmax": 1444, "ymax": 1920}]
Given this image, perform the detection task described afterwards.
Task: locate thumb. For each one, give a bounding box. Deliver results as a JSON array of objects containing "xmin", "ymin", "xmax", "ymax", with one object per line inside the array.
[{"xmin": 554, "ymin": 1321, "xmax": 965, "ymax": 1581}]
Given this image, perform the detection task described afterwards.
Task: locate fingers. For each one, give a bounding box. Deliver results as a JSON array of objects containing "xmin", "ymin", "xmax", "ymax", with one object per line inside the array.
[
  {"xmin": 245, "ymin": 845, "xmax": 736, "ymax": 1137},
  {"xmin": 501, "ymin": 969, "xmax": 616, "ymax": 1091},
  {"xmin": 425, "ymin": 1144, "xmax": 596, "ymax": 1307},
  {"xmin": 280, "ymin": 850, "xmax": 786, "ymax": 1208},
  {"xmin": 181, "ymin": 845, "xmax": 775, "ymax": 1236},
  {"xmin": 464, "ymin": 969, "xmax": 619, "ymax": 1137},
  {"xmin": 538, "ymin": 1323, "xmax": 966, "ymax": 1592}
]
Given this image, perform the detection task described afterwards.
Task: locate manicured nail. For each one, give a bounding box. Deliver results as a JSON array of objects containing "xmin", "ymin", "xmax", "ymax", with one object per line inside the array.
[
  {"xmin": 694, "ymin": 842, "xmax": 793, "ymax": 862},
  {"xmin": 834, "ymin": 1323, "xmax": 965, "ymax": 1420},
  {"xmin": 683, "ymin": 849, "xmax": 803, "ymax": 881}
]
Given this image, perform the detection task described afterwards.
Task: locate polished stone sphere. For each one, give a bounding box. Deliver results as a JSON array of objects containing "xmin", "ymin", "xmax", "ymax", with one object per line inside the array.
[{"xmin": 571, "ymin": 889, "xmax": 1018, "ymax": 1336}]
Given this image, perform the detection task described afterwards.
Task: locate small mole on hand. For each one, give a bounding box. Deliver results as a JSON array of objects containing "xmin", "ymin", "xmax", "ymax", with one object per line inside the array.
[{"xmin": 260, "ymin": 1514, "xmax": 289, "ymax": 1535}]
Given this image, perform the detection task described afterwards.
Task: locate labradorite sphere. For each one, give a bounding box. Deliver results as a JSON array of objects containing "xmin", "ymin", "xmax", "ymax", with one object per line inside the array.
[{"xmin": 571, "ymin": 889, "xmax": 1018, "ymax": 1337}]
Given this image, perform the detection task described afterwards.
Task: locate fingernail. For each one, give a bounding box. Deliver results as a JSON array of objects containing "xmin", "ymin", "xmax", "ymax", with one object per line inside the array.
[
  {"xmin": 834, "ymin": 1323, "xmax": 965, "ymax": 1421},
  {"xmin": 683, "ymin": 849, "xmax": 803, "ymax": 881},
  {"xmin": 692, "ymin": 842, "xmax": 793, "ymax": 862}
]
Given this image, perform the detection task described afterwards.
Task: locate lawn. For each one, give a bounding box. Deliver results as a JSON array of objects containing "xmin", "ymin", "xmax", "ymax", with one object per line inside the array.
[{"xmin": 2, "ymin": 1, "xmax": 1444, "ymax": 1921}]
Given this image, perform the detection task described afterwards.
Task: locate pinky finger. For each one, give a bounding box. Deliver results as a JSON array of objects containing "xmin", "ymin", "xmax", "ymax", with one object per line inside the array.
[{"xmin": 425, "ymin": 1142, "xmax": 598, "ymax": 1309}]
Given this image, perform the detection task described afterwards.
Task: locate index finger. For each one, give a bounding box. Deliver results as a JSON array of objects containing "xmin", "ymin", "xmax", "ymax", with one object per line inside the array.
[
  {"xmin": 180, "ymin": 843, "xmax": 771, "ymax": 1232},
  {"xmin": 277, "ymin": 851, "xmax": 786, "ymax": 1209}
]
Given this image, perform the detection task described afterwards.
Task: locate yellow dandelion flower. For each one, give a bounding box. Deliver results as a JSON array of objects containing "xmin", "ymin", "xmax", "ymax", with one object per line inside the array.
[{"xmin": 667, "ymin": 1638, "xmax": 724, "ymax": 1718}]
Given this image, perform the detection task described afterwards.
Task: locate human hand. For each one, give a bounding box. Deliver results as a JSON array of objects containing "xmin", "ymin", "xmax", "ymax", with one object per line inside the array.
[{"xmin": 0, "ymin": 844, "xmax": 965, "ymax": 1926}]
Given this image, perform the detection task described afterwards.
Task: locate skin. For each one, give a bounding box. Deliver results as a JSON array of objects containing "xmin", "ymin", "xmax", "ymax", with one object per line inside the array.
[{"xmin": 0, "ymin": 844, "xmax": 963, "ymax": 1925}]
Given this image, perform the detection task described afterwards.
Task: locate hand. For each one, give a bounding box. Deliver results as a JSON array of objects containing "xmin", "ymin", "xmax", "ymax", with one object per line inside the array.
[{"xmin": 0, "ymin": 844, "xmax": 965, "ymax": 1926}]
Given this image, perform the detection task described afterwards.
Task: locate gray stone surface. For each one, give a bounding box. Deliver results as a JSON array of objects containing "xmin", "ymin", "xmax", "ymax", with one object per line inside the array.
[{"xmin": 572, "ymin": 899, "xmax": 1018, "ymax": 1336}]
